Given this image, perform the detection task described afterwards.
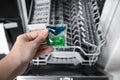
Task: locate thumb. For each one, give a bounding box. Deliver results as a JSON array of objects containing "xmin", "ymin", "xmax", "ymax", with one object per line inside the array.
[{"xmin": 32, "ymin": 29, "xmax": 48, "ymax": 46}]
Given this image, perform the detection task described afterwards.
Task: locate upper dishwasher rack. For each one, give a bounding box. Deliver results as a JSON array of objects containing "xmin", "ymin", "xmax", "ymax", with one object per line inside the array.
[{"xmin": 31, "ymin": 0, "xmax": 105, "ymax": 66}]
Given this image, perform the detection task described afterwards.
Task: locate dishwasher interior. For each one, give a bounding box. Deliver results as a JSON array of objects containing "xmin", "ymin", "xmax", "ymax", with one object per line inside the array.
[
  {"xmin": 17, "ymin": 0, "xmax": 111, "ymax": 80},
  {"xmin": 25, "ymin": 0, "xmax": 105, "ymax": 66}
]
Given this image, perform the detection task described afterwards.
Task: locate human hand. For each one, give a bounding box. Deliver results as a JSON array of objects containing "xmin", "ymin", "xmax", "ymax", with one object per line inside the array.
[
  {"xmin": 10, "ymin": 29, "xmax": 53, "ymax": 63},
  {"xmin": 9, "ymin": 29, "xmax": 53, "ymax": 75}
]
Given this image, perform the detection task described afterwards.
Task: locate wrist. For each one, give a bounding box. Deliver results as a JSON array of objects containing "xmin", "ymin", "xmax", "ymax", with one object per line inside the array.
[{"xmin": 7, "ymin": 52, "xmax": 22, "ymax": 68}]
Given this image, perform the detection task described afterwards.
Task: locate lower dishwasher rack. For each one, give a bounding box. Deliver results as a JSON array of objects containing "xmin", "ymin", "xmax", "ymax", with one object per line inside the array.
[{"xmin": 31, "ymin": 0, "xmax": 105, "ymax": 66}]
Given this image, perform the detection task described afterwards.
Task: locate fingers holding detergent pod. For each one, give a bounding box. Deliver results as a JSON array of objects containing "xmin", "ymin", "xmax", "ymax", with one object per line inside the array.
[{"xmin": 10, "ymin": 29, "xmax": 53, "ymax": 64}]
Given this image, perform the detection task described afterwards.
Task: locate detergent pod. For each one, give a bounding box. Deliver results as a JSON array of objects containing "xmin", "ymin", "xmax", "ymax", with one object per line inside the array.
[{"xmin": 46, "ymin": 25, "xmax": 66, "ymax": 47}]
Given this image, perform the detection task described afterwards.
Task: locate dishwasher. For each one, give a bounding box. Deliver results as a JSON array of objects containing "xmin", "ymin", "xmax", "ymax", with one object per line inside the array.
[{"xmin": 17, "ymin": 0, "xmax": 111, "ymax": 80}]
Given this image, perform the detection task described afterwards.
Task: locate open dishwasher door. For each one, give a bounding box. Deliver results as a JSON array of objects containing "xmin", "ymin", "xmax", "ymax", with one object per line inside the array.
[{"xmin": 17, "ymin": 0, "xmax": 111, "ymax": 80}]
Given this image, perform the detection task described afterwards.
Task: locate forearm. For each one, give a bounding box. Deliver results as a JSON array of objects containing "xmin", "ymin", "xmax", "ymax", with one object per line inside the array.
[
  {"xmin": 8, "ymin": 62, "xmax": 29, "ymax": 80},
  {"xmin": 0, "ymin": 53, "xmax": 22, "ymax": 80}
]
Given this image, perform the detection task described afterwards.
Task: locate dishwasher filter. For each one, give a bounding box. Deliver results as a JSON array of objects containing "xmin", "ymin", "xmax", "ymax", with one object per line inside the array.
[{"xmin": 24, "ymin": 0, "xmax": 105, "ymax": 66}]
